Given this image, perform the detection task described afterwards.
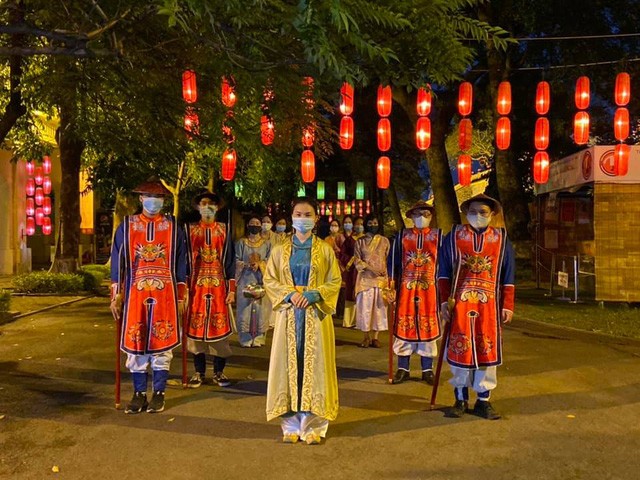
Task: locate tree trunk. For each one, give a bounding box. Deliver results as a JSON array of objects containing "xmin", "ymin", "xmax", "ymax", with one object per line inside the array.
[{"xmin": 386, "ymin": 183, "xmax": 404, "ymax": 232}]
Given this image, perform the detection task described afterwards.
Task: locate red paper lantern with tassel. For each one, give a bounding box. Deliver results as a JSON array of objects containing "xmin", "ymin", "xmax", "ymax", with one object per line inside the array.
[
  {"xmin": 340, "ymin": 116, "xmax": 354, "ymax": 150},
  {"xmin": 497, "ymin": 81, "xmax": 512, "ymax": 115},
  {"xmin": 42, "ymin": 216, "xmax": 52, "ymax": 235},
  {"xmin": 416, "ymin": 117, "xmax": 431, "ymax": 151},
  {"xmin": 615, "ymin": 73, "xmax": 631, "ymax": 106},
  {"xmin": 575, "ymin": 76, "xmax": 590, "ymax": 110},
  {"xmin": 417, "ymin": 87, "xmax": 432, "ymax": 116},
  {"xmin": 221, "ymin": 77, "xmax": 236, "ymax": 108},
  {"xmin": 458, "ymin": 154, "xmax": 472, "ymax": 186},
  {"xmin": 535, "ymin": 117, "xmax": 550, "ymax": 150},
  {"xmin": 458, "ymin": 82, "xmax": 473, "ymax": 116},
  {"xmin": 536, "ymin": 81, "xmax": 550, "ymax": 115},
  {"xmin": 376, "ymin": 156, "xmax": 391, "ymax": 189},
  {"xmin": 533, "ymin": 151, "xmax": 550, "ymax": 184},
  {"xmin": 495, "ymin": 117, "xmax": 511, "ymax": 150},
  {"xmin": 301, "ymin": 150, "xmax": 315, "ymax": 183},
  {"xmin": 613, "ymin": 144, "xmax": 630, "ymax": 176},
  {"xmin": 377, "ymin": 118, "xmax": 391, "ymax": 152},
  {"xmin": 261, "ymin": 115, "xmax": 275, "ymax": 145},
  {"xmin": 574, "ymin": 111, "xmax": 590, "ymax": 145},
  {"xmin": 182, "ymin": 70, "xmax": 197, "ymax": 104},
  {"xmin": 458, "ymin": 118, "xmax": 473, "ymax": 151},
  {"xmin": 614, "ymin": 108, "xmax": 630, "ymax": 141},
  {"xmin": 340, "ymin": 82, "xmax": 354, "ymax": 115},
  {"xmin": 377, "ymin": 85, "xmax": 392, "ymax": 117},
  {"xmin": 221, "ymin": 149, "xmax": 237, "ymax": 181}
]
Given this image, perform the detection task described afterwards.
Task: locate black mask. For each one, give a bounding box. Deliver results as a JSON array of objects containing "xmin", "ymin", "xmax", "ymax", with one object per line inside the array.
[
  {"xmin": 366, "ymin": 225, "xmax": 379, "ymax": 234},
  {"xmin": 247, "ymin": 225, "xmax": 262, "ymax": 235}
]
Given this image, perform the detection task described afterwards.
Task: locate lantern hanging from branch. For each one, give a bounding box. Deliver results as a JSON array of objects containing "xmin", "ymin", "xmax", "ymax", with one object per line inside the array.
[
  {"xmin": 613, "ymin": 144, "xmax": 630, "ymax": 176},
  {"xmin": 458, "ymin": 118, "xmax": 473, "ymax": 151},
  {"xmin": 417, "ymin": 87, "xmax": 432, "ymax": 116},
  {"xmin": 497, "ymin": 81, "xmax": 512, "ymax": 115},
  {"xmin": 495, "ymin": 117, "xmax": 511, "ymax": 150},
  {"xmin": 43, "ymin": 176, "xmax": 52, "ymax": 195},
  {"xmin": 377, "ymin": 85, "xmax": 392, "ymax": 117},
  {"xmin": 42, "ymin": 216, "xmax": 52, "ymax": 235},
  {"xmin": 35, "ymin": 187, "xmax": 44, "ymax": 206},
  {"xmin": 184, "ymin": 108, "xmax": 199, "ymax": 136},
  {"xmin": 182, "ymin": 70, "xmax": 197, "ymax": 104},
  {"xmin": 43, "ymin": 196, "xmax": 52, "ymax": 215},
  {"xmin": 458, "ymin": 154, "xmax": 472, "ymax": 187},
  {"xmin": 575, "ymin": 76, "xmax": 590, "ymax": 110},
  {"xmin": 261, "ymin": 115, "xmax": 275, "ymax": 145},
  {"xmin": 614, "ymin": 107, "xmax": 629, "ymax": 141},
  {"xmin": 221, "ymin": 149, "xmax": 237, "ymax": 181},
  {"xmin": 615, "ymin": 72, "xmax": 631, "ymax": 106},
  {"xmin": 340, "ymin": 82, "xmax": 354, "ymax": 115},
  {"xmin": 458, "ymin": 82, "xmax": 473, "ymax": 116},
  {"xmin": 35, "ymin": 166, "xmax": 43, "ymax": 186},
  {"xmin": 302, "ymin": 126, "xmax": 315, "ymax": 148},
  {"xmin": 573, "ymin": 111, "xmax": 590, "ymax": 145},
  {"xmin": 535, "ymin": 117, "xmax": 550, "ymax": 150},
  {"xmin": 43, "ymin": 155, "xmax": 51, "ymax": 174},
  {"xmin": 26, "ymin": 198, "xmax": 35, "ymax": 216},
  {"xmin": 377, "ymin": 118, "xmax": 391, "ymax": 152},
  {"xmin": 340, "ymin": 116, "xmax": 354, "ymax": 150},
  {"xmin": 536, "ymin": 81, "xmax": 551, "ymax": 115},
  {"xmin": 26, "ymin": 178, "xmax": 35, "ymax": 196},
  {"xmin": 416, "ymin": 117, "xmax": 431, "ymax": 151},
  {"xmin": 26, "ymin": 217, "xmax": 35, "ymax": 236},
  {"xmin": 301, "ymin": 149, "xmax": 315, "ymax": 183},
  {"xmin": 376, "ymin": 156, "xmax": 391, "ymax": 189},
  {"xmin": 26, "ymin": 160, "xmax": 34, "ymax": 176},
  {"xmin": 221, "ymin": 77, "xmax": 236, "ymax": 108},
  {"xmin": 35, "ymin": 207, "xmax": 44, "ymax": 226},
  {"xmin": 533, "ymin": 151, "xmax": 550, "ymax": 184}
]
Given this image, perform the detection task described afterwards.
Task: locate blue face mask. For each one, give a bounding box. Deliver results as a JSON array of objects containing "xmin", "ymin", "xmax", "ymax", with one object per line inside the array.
[
  {"xmin": 343, "ymin": 223, "xmax": 353, "ymax": 231},
  {"xmin": 276, "ymin": 224, "xmax": 286, "ymax": 233},
  {"xmin": 142, "ymin": 197, "xmax": 164, "ymax": 215},
  {"xmin": 292, "ymin": 217, "xmax": 315, "ymax": 233}
]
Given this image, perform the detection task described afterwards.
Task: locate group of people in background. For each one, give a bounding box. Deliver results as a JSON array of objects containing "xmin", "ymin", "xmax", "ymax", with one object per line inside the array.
[{"xmin": 110, "ymin": 178, "xmax": 515, "ymax": 445}]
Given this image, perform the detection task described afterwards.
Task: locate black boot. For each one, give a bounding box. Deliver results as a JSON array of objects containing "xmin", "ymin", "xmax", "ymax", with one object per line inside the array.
[
  {"xmin": 447, "ymin": 400, "xmax": 468, "ymax": 418},
  {"xmin": 421, "ymin": 370, "xmax": 435, "ymax": 385},
  {"xmin": 391, "ymin": 369, "xmax": 410, "ymax": 384},
  {"xmin": 473, "ymin": 400, "xmax": 501, "ymax": 420},
  {"xmin": 125, "ymin": 392, "xmax": 148, "ymax": 414}
]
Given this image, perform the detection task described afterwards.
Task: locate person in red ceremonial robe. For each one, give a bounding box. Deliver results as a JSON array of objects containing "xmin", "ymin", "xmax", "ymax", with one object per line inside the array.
[
  {"xmin": 388, "ymin": 201, "xmax": 441, "ymax": 385},
  {"xmin": 185, "ymin": 191, "xmax": 235, "ymax": 388},
  {"xmin": 110, "ymin": 179, "xmax": 188, "ymax": 414},
  {"xmin": 438, "ymin": 194, "xmax": 515, "ymax": 420}
]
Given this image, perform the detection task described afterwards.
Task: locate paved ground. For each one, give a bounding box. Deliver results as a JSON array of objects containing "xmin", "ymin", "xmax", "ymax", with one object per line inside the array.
[{"xmin": 1, "ymin": 297, "xmax": 640, "ymax": 480}]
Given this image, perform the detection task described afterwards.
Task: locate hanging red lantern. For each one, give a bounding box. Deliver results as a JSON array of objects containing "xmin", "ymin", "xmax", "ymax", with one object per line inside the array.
[
  {"xmin": 376, "ymin": 156, "xmax": 391, "ymax": 189},
  {"xmin": 417, "ymin": 87, "xmax": 432, "ymax": 116},
  {"xmin": 43, "ymin": 196, "xmax": 52, "ymax": 215},
  {"xmin": 182, "ymin": 70, "xmax": 197, "ymax": 104},
  {"xmin": 535, "ymin": 117, "xmax": 550, "ymax": 150},
  {"xmin": 533, "ymin": 151, "xmax": 550, "ymax": 184},
  {"xmin": 35, "ymin": 207, "xmax": 44, "ymax": 226},
  {"xmin": 340, "ymin": 82, "xmax": 354, "ymax": 115},
  {"xmin": 43, "ymin": 155, "xmax": 51, "ymax": 174},
  {"xmin": 536, "ymin": 81, "xmax": 551, "ymax": 115},
  {"xmin": 26, "ymin": 178, "xmax": 35, "ymax": 196},
  {"xmin": 339, "ymin": 116, "xmax": 354, "ymax": 150},
  {"xmin": 221, "ymin": 149, "xmax": 237, "ymax": 181},
  {"xmin": 43, "ymin": 176, "xmax": 52, "ymax": 195},
  {"xmin": 35, "ymin": 166, "xmax": 43, "ymax": 186},
  {"xmin": 458, "ymin": 82, "xmax": 473, "ymax": 116},
  {"xmin": 377, "ymin": 85, "xmax": 392, "ymax": 117},
  {"xmin": 416, "ymin": 117, "xmax": 431, "ymax": 151},
  {"xmin": 26, "ymin": 197, "xmax": 35, "ymax": 216},
  {"xmin": 495, "ymin": 117, "xmax": 511, "ymax": 150},
  {"xmin": 35, "ymin": 187, "xmax": 44, "ymax": 206},
  {"xmin": 615, "ymin": 72, "xmax": 631, "ymax": 106},
  {"xmin": 42, "ymin": 216, "xmax": 52, "ymax": 235},
  {"xmin": 497, "ymin": 81, "xmax": 512, "ymax": 115},
  {"xmin": 261, "ymin": 115, "xmax": 275, "ymax": 145},
  {"xmin": 302, "ymin": 126, "xmax": 315, "ymax": 147},
  {"xmin": 377, "ymin": 118, "xmax": 391, "ymax": 152},
  {"xmin": 574, "ymin": 111, "xmax": 590, "ymax": 145},
  {"xmin": 613, "ymin": 144, "xmax": 630, "ymax": 176},
  {"xmin": 26, "ymin": 160, "xmax": 34, "ymax": 176},
  {"xmin": 184, "ymin": 108, "xmax": 199, "ymax": 136},
  {"xmin": 301, "ymin": 149, "xmax": 315, "ymax": 183},
  {"xmin": 26, "ymin": 217, "xmax": 35, "ymax": 236},
  {"xmin": 614, "ymin": 108, "xmax": 630, "ymax": 141},
  {"xmin": 458, "ymin": 118, "xmax": 473, "ymax": 151},
  {"xmin": 221, "ymin": 77, "xmax": 236, "ymax": 108},
  {"xmin": 458, "ymin": 154, "xmax": 472, "ymax": 186},
  {"xmin": 575, "ymin": 76, "xmax": 590, "ymax": 110}
]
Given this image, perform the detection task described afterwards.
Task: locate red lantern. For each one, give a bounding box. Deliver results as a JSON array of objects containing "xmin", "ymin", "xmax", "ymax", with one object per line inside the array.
[
  {"xmin": 615, "ymin": 72, "xmax": 631, "ymax": 106},
  {"xmin": 533, "ymin": 151, "xmax": 550, "ymax": 184},
  {"xmin": 261, "ymin": 115, "xmax": 275, "ymax": 145},
  {"xmin": 26, "ymin": 178, "xmax": 35, "ymax": 196},
  {"xmin": 376, "ymin": 156, "xmax": 391, "ymax": 189},
  {"xmin": 417, "ymin": 87, "xmax": 432, "ymax": 116},
  {"xmin": 574, "ymin": 111, "xmax": 590, "ymax": 145},
  {"xmin": 35, "ymin": 166, "xmax": 43, "ymax": 185},
  {"xmin": 26, "ymin": 160, "xmax": 34, "ymax": 176},
  {"xmin": 43, "ymin": 176, "xmax": 52, "ymax": 195},
  {"xmin": 497, "ymin": 81, "xmax": 512, "ymax": 115},
  {"xmin": 575, "ymin": 76, "xmax": 590, "ymax": 110},
  {"xmin": 301, "ymin": 150, "xmax": 315, "ymax": 183},
  {"xmin": 35, "ymin": 187, "xmax": 44, "ymax": 206},
  {"xmin": 377, "ymin": 118, "xmax": 391, "ymax": 152},
  {"xmin": 182, "ymin": 70, "xmax": 197, "ymax": 104},
  {"xmin": 458, "ymin": 154, "xmax": 472, "ymax": 186},
  {"xmin": 495, "ymin": 117, "xmax": 511, "ymax": 150},
  {"xmin": 302, "ymin": 126, "xmax": 315, "ymax": 147},
  {"xmin": 458, "ymin": 82, "xmax": 473, "ymax": 116},
  {"xmin": 43, "ymin": 196, "xmax": 52, "ymax": 215},
  {"xmin": 42, "ymin": 216, "xmax": 52, "ymax": 235},
  {"xmin": 26, "ymin": 198, "xmax": 35, "ymax": 216},
  {"xmin": 536, "ymin": 81, "xmax": 551, "ymax": 115},
  {"xmin": 339, "ymin": 116, "xmax": 354, "ymax": 150},
  {"xmin": 221, "ymin": 77, "xmax": 236, "ymax": 108},
  {"xmin": 535, "ymin": 117, "xmax": 550, "ymax": 150},
  {"xmin": 458, "ymin": 118, "xmax": 473, "ymax": 151},
  {"xmin": 35, "ymin": 207, "xmax": 44, "ymax": 226},
  {"xmin": 340, "ymin": 82, "xmax": 354, "ymax": 115},
  {"xmin": 221, "ymin": 149, "xmax": 237, "ymax": 181},
  {"xmin": 614, "ymin": 108, "xmax": 630, "ymax": 141},
  {"xmin": 416, "ymin": 117, "xmax": 431, "ymax": 151},
  {"xmin": 377, "ymin": 85, "xmax": 392, "ymax": 117},
  {"xmin": 184, "ymin": 108, "xmax": 199, "ymax": 136},
  {"xmin": 43, "ymin": 155, "xmax": 51, "ymax": 174},
  {"xmin": 26, "ymin": 217, "xmax": 35, "ymax": 236},
  {"xmin": 614, "ymin": 144, "xmax": 630, "ymax": 176}
]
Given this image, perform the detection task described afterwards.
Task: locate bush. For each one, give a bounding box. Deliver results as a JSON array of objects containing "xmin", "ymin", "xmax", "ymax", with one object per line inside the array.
[
  {"xmin": 0, "ymin": 290, "xmax": 10, "ymax": 313},
  {"xmin": 82, "ymin": 264, "xmax": 110, "ymax": 277},
  {"xmin": 12, "ymin": 272, "xmax": 84, "ymax": 294},
  {"xmin": 79, "ymin": 268, "xmax": 106, "ymax": 292}
]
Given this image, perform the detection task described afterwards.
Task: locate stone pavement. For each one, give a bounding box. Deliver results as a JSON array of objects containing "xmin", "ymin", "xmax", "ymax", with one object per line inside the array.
[{"xmin": 1, "ymin": 297, "xmax": 640, "ymax": 479}]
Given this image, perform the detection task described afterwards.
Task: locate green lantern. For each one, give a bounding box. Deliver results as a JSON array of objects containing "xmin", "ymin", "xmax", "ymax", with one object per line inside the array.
[
  {"xmin": 234, "ymin": 180, "xmax": 243, "ymax": 198},
  {"xmin": 297, "ymin": 185, "xmax": 306, "ymax": 197},
  {"xmin": 356, "ymin": 181, "xmax": 365, "ymax": 200},
  {"xmin": 317, "ymin": 181, "xmax": 325, "ymax": 200},
  {"xmin": 337, "ymin": 181, "xmax": 346, "ymax": 200}
]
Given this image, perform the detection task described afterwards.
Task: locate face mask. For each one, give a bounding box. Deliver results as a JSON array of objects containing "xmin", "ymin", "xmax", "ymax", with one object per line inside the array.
[
  {"xmin": 343, "ymin": 223, "xmax": 353, "ymax": 231},
  {"xmin": 199, "ymin": 205, "xmax": 217, "ymax": 220},
  {"xmin": 247, "ymin": 225, "xmax": 262, "ymax": 235},
  {"xmin": 262, "ymin": 222, "xmax": 273, "ymax": 232},
  {"xmin": 354, "ymin": 225, "xmax": 364, "ymax": 234},
  {"xmin": 142, "ymin": 197, "xmax": 164, "ymax": 215},
  {"xmin": 467, "ymin": 214, "xmax": 491, "ymax": 230},
  {"xmin": 413, "ymin": 216, "xmax": 431, "ymax": 229},
  {"xmin": 365, "ymin": 225, "xmax": 379, "ymax": 235},
  {"xmin": 292, "ymin": 218, "xmax": 315, "ymax": 233},
  {"xmin": 276, "ymin": 224, "xmax": 286, "ymax": 233},
  {"xmin": 330, "ymin": 226, "xmax": 340, "ymax": 234}
]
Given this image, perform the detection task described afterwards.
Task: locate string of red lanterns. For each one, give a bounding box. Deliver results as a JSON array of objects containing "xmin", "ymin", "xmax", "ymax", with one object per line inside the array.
[
  {"xmin": 573, "ymin": 76, "xmax": 590, "ymax": 145},
  {"xmin": 416, "ymin": 86, "xmax": 431, "ymax": 151},
  {"xmin": 457, "ymin": 82, "xmax": 473, "ymax": 187},
  {"xmin": 533, "ymin": 81, "xmax": 551, "ymax": 184},
  {"xmin": 182, "ymin": 70, "xmax": 199, "ymax": 137},
  {"xmin": 301, "ymin": 77, "xmax": 316, "ymax": 183},
  {"xmin": 261, "ymin": 85, "xmax": 275, "ymax": 146},
  {"xmin": 221, "ymin": 75, "xmax": 237, "ymax": 181},
  {"xmin": 612, "ymin": 72, "xmax": 631, "ymax": 175},
  {"xmin": 24, "ymin": 155, "xmax": 52, "ymax": 236},
  {"xmin": 495, "ymin": 81, "xmax": 512, "ymax": 151},
  {"xmin": 339, "ymin": 82, "xmax": 355, "ymax": 150},
  {"xmin": 376, "ymin": 84, "xmax": 392, "ymax": 189}
]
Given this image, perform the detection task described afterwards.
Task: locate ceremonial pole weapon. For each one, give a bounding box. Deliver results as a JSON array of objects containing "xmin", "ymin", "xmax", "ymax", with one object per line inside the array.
[
  {"xmin": 113, "ymin": 293, "xmax": 123, "ymax": 409},
  {"xmin": 181, "ymin": 292, "xmax": 189, "ymax": 388},
  {"xmin": 388, "ymin": 238, "xmax": 397, "ymax": 384}
]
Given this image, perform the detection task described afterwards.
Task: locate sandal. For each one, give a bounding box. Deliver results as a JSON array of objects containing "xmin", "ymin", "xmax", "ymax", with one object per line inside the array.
[
  {"xmin": 359, "ymin": 339, "xmax": 370, "ymax": 348},
  {"xmin": 370, "ymin": 339, "xmax": 381, "ymax": 348}
]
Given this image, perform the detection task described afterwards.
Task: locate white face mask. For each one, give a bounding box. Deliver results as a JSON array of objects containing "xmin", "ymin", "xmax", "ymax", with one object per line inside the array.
[
  {"xmin": 467, "ymin": 214, "xmax": 492, "ymax": 230},
  {"xmin": 199, "ymin": 205, "xmax": 217, "ymax": 220},
  {"xmin": 330, "ymin": 226, "xmax": 340, "ymax": 234},
  {"xmin": 412, "ymin": 216, "xmax": 431, "ymax": 229},
  {"xmin": 262, "ymin": 222, "xmax": 273, "ymax": 232},
  {"xmin": 343, "ymin": 223, "xmax": 353, "ymax": 231}
]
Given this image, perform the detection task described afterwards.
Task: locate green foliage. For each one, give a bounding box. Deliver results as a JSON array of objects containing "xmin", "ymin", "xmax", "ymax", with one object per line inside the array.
[
  {"xmin": 0, "ymin": 290, "xmax": 10, "ymax": 313},
  {"xmin": 12, "ymin": 272, "xmax": 85, "ymax": 294},
  {"xmin": 80, "ymin": 265, "xmax": 109, "ymax": 291}
]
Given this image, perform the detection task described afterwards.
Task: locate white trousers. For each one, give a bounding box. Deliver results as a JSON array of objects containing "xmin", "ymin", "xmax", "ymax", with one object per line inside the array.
[
  {"xmin": 280, "ymin": 413, "xmax": 329, "ymax": 440},
  {"xmin": 125, "ymin": 351, "xmax": 173, "ymax": 373},
  {"xmin": 343, "ymin": 300, "xmax": 356, "ymax": 328},
  {"xmin": 393, "ymin": 338, "xmax": 438, "ymax": 357},
  {"xmin": 187, "ymin": 338, "xmax": 232, "ymax": 358},
  {"xmin": 355, "ymin": 288, "xmax": 388, "ymax": 332},
  {"xmin": 449, "ymin": 365, "xmax": 497, "ymax": 396}
]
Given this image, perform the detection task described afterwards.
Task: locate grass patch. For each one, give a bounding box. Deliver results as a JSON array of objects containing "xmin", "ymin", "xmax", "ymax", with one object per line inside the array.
[{"xmin": 0, "ymin": 289, "xmax": 10, "ymax": 313}]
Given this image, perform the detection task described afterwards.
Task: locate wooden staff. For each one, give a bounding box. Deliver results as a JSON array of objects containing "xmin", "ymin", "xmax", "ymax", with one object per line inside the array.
[
  {"xmin": 387, "ymin": 291, "xmax": 396, "ymax": 384},
  {"xmin": 112, "ymin": 293, "xmax": 123, "ymax": 409},
  {"xmin": 181, "ymin": 302, "xmax": 188, "ymax": 388}
]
